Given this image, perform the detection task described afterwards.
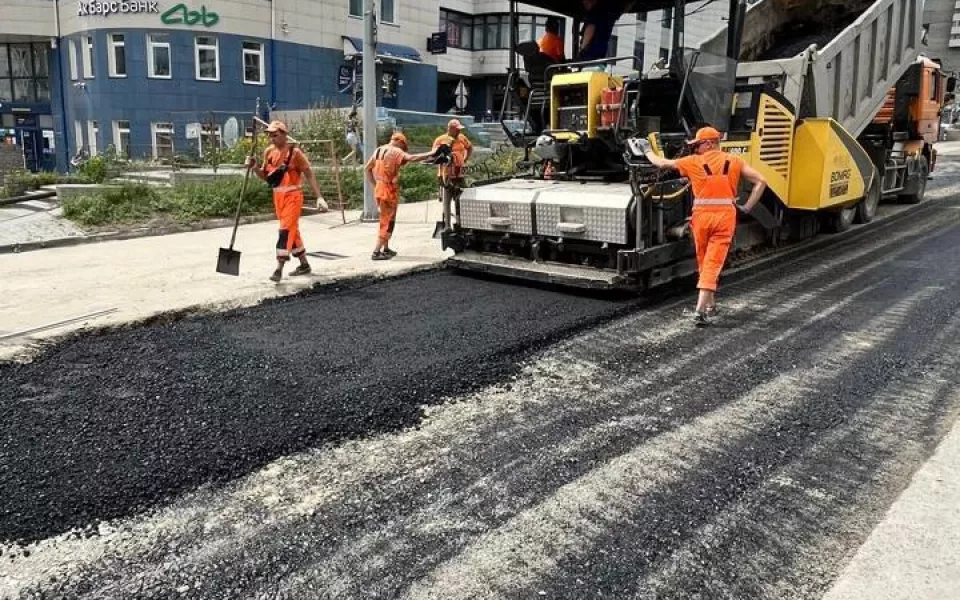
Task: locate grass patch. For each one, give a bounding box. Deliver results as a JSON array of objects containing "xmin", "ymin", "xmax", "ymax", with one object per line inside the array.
[{"xmin": 62, "ymin": 181, "xmax": 273, "ymax": 228}]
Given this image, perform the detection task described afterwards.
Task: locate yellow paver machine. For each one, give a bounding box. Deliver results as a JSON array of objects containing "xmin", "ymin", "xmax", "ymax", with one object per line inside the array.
[{"xmin": 439, "ymin": 0, "xmax": 944, "ymax": 291}]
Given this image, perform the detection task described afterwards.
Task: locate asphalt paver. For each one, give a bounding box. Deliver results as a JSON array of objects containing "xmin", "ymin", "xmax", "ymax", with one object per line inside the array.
[{"xmin": 3, "ymin": 172, "xmax": 960, "ymax": 599}]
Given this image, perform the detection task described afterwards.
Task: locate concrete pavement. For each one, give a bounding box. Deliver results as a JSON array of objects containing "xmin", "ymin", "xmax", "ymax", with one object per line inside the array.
[
  {"xmin": 0, "ymin": 194, "xmax": 85, "ymax": 247},
  {"xmin": 823, "ymin": 417, "xmax": 960, "ymax": 600},
  {"xmin": 0, "ymin": 200, "xmax": 450, "ymax": 360}
]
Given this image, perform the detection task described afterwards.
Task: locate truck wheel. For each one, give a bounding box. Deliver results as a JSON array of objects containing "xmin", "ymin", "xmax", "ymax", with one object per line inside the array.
[
  {"xmin": 854, "ymin": 178, "xmax": 881, "ymax": 224},
  {"xmin": 900, "ymin": 156, "xmax": 928, "ymax": 204},
  {"xmin": 822, "ymin": 204, "xmax": 856, "ymax": 233}
]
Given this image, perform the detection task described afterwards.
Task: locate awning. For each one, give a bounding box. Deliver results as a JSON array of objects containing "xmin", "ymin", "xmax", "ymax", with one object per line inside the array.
[{"xmin": 343, "ymin": 37, "xmax": 422, "ymax": 64}]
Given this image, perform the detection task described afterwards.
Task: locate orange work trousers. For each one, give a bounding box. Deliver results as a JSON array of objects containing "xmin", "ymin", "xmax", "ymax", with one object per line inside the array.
[
  {"xmin": 376, "ymin": 194, "xmax": 398, "ymax": 246},
  {"xmin": 274, "ymin": 189, "xmax": 305, "ymax": 261},
  {"xmin": 691, "ymin": 204, "xmax": 736, "ymax": 292}
]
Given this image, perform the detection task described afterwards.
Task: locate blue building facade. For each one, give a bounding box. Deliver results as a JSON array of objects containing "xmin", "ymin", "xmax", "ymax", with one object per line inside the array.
[
  {"xmin": 54, "ymin": 29, "xmax": 436, "ymax": 168},
  {"xmin": 1, "ymin": 0, "xmax": 439, "ymax": 172}
]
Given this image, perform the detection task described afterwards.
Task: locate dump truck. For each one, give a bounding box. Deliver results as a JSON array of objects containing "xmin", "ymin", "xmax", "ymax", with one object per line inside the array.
[{"xmin": 438, "ymin": 0, "xmax": 942, "ymax": 291}]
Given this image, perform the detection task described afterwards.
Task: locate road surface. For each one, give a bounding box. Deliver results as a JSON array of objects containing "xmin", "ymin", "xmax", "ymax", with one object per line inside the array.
[{"xmin": 3, "ymin": 164, "xmax": 960, "ymax": 599}]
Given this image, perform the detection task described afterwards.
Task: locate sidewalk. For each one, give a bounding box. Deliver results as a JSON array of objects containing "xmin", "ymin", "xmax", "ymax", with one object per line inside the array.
[
  {"xmin": 0, "ymin": 200, "xmax": 450, "ymax": 360},
  {"xmin": 823, "ymin": 417, "xmax": 960, "ymax": 600}
]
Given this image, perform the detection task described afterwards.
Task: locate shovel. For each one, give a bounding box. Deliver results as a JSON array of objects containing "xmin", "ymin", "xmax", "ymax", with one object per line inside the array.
[{"xmin": 217, "ymin": 101, "xmax": 261, "ymax": 275}]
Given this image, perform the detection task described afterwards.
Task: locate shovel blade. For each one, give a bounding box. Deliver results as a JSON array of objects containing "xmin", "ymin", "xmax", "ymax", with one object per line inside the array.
[{"xmin": 216, "ymin": 247, "xmax": 241, "ymax": 276}]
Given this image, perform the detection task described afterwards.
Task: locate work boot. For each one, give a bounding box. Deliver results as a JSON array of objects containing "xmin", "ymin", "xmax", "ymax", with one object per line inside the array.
[
  {"xmin": 372, "ymin": 251, "xmax": 390, "ymax": 261},
  {"xmin": 290, "ymin": 263, "xmax": 312, "ymax": 276},
  {"xmin": 381, "ymin": 248, "xmax": 397, "ymax": 258},
  {"xmin": 269, "ymin": 267, "xmax": 283, "ymax": 282},
  {"xmin": 693, "ymin": 310, "xmax": 711, "ymax": 328}
]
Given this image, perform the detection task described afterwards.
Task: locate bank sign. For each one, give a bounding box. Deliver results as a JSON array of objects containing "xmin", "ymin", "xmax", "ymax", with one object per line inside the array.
[{"xmin": 76, "ymin": 2, "xmax": 220, "ymax": 27}]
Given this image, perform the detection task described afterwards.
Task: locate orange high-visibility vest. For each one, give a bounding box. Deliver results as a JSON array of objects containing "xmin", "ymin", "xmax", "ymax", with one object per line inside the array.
[{"xmin": 676, "ymin": 151, "xmax": 743, "ymax": 205}]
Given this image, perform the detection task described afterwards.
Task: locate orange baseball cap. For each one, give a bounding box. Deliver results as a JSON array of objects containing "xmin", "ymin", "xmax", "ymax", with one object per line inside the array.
[
  {"xmin": 390, "ymin": 132, "xmax": 408, "ymax": 148},
  {"xmin": 265, "ymin": 120, "xmax": 288, "ymax": 133},
  {"xmin": 687, "ymin": 126, "xmax": 721, "ymax": 145},
  {"xmin": 447, "ymin": 119, "xmax": 466, "ymax": 131}
]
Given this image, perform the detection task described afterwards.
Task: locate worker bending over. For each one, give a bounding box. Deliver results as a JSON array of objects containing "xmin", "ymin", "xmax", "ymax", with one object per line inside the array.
[
  {"xmin": 365, "ymin": 132, "xmax": 437, "ymax": 260},
  {"xmin": 638, "ymin": 126, "xmax": 767, "ymax": 326},
  {"xmin": 246, "ymin": 120, "xmax": 325, "ymax": 282}
]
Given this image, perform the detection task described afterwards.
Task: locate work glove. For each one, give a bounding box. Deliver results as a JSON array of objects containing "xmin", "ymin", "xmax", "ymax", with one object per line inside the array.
[{"xmin": 635, "ymin": 137, "xmax": 652, "ymax": 155}]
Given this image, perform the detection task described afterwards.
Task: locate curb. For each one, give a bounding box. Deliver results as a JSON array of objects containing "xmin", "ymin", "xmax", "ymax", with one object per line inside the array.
[{"xmin": 0, "ymin": 208, "xmax": 327, "ymax": 255}]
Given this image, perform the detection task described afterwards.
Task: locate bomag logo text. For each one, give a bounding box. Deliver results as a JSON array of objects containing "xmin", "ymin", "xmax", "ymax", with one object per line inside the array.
[{"xmin": 831, "ymin": 169, "xmax": 852, "ymax": 183}]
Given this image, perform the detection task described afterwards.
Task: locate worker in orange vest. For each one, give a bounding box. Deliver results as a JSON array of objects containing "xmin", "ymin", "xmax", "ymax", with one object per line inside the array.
[
  {"xmin": 638, "ymin": 126, "xmax": 767, "ymax": 326},
  {"xmin": 538, "ymin": 17, "xmax": 565, "ymax": 63},
  {"xmin": 433, "ymin": 119, "xmax": 473, "ymax": 231},
  {"xmin": 364, "ymin": 132, "xmax": 437, "ymax": 260},
  {"xmin": 247, "ymin": 120, "xmax": 326, "ymax": 282}
]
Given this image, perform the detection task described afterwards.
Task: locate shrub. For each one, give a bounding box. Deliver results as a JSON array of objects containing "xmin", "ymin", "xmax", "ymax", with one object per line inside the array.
[
  {"xmin": 78, "ymin": 155, "xmax": 109, "ymax": 183},
  {"xmin": 3, "ymin": 170, "xmax": 90, "ymax": 198}
]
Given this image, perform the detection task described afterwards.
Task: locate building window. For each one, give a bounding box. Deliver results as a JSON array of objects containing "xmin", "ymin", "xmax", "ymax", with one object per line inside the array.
[
  {"xmin": 242, "ymin": 41, "xmax": 264, "ymax": 85},
  {"xmin": 11, "ymin": 44, "xmax": 35, "ymax": 101},
  {"xmin": 606, "ymin": 35, "xmax": 618, "ymax": 58},
  {"xmin": 349, "ymin": 0, "xmax": 361, "ymax": 18},
  {"xmin": 151, "ymin": 122, "xmax": 174, "ymax": 159},
  {"xmin": 381, "ymin": 0, "xmax": 395, "ymax": 23},
  {"xmin": 108, "ymin": 34, "xmax": 126, "ymax": 77},
  {"xmin": 74, "ymin": 120, "xmax": 83, "ymax": 153},
  {"xmin": 68, "ymin": 40, "xmax": 78, "ymax": 80},
  {"xmin": 0, "ymin": 43, "xmax": 50, "ymax": 103},
  {"xmin": 440, "ymin": 9, "xmax": 473, "ymax": 50},
  {"xmin": 633, "ymin": 41, "xmax": 645, "ymax": 70},
  {"xmin": 82, "ymin": 35, "xmax": 94, "ymax": 79},
  {"xmin": 87, "ymin": 120, "xmax": 99, "ymax": 156},
  {"xmin": 113, "ymin": 120, "xmax": 131, "ymax": 158},
  {"xmin": 381, "ymin": 71, "xmax": 398, "ymax": 98},
  {"xmin": 194, "ymin": 36, "xmax": 219, "ymax": 81},
  {"xmin": 147, "ymin": 34, "xmax": 171, "ymax": 78},
  {"xmin": 442, "ymin": 12, "xmax": 562, "ymax": 51},
  {"xmin": 198, "ymin": 123, "xmax": 222, "ymax": 154}
]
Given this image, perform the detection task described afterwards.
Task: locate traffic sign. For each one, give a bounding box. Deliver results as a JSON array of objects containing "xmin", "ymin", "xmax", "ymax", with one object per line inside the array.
[{"xmin": 454, "ymin": 79, "xmax": 469, "ymax": 111}]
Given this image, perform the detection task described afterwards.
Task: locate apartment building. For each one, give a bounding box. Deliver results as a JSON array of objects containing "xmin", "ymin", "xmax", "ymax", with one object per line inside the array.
[
  {"xmin": 1, "ymin": 0, "xmax": 438, "ymax": 170},
  {"xmin": 0, "ymin": 0, "xmax": 730, "ymax": 172}
]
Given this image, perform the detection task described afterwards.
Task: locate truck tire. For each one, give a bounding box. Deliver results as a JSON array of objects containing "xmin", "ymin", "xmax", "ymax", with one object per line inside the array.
[
  {"xmin": 900, "ymin": 156, "xmax": 928, "ymax": 205},
  {"xmin": 822, "ymin": 204, "xmax": 857, "ymax": 233},
  {"xmin": 855, "ymin": 178, "xmax": 881, "ymax": 224}
]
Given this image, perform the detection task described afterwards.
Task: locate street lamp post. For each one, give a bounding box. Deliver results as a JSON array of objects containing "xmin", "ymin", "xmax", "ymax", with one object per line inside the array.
[{"xmin": 361, "ymin": 0, "xmax": 379, "ymax": 221}]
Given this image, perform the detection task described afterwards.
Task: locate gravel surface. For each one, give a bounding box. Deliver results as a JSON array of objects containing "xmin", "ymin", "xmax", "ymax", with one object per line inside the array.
[{"xmin": 3, "ymin": 170, "xmax": 960, "ymax": 599}]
